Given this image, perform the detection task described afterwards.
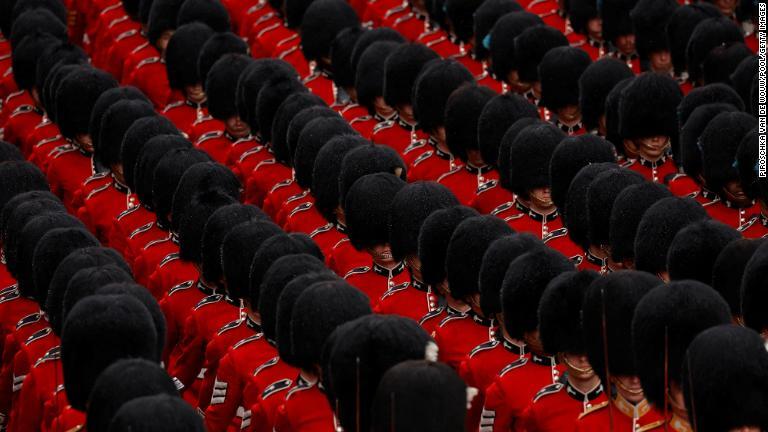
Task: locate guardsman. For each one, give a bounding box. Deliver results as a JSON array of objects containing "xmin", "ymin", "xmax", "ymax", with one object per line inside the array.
[
  {"xmin": 601, "ymin": 0, "xmax": 642, "ymax": 73},
  {"xmin": 741, "ymin": 241, "xmax": 768, "ymax": 340},
  {"xmin": 111, "ymin": 393, "xmax": 205, "ymax": 430},
  {"xmin": 513, "ymin": 25, "xmax": 568, "ymax": 120},
  {"xmin": 376, "ymin": 182, "xmax": 458, "ymax": 320},
  {"xmin": 666, "ymin": 3, "xmax": 721, "ymax": 91},
  {"xmin": 667, "ymin": 220, "xmax": 740, "ymax": 284},
  {"xmin": 329, "ymin": 27, "xmax": 365, "ymax": 111},
  {"xmin": 630, "ymin": 0, "xmax": 678, "ymax": 76},
  {"xmin": 486, "ymin": 11, "xmax": 543, "ymax": 95},
  {"xmin": 711, "ymin": 239, "xmax": 763, "ymax": 323},
  {"xmin": 685, "ymin": 16, "xmax": 744, "ymax": 87},
  {"xmin": 538, "ymin": 47, "xmax": 591, "ymax": 136},
  {"xmin": 603, "ymin": 78, "xmax": 634, "ymax": 162},
  {"xmin": 578, "ymin": 58, "xmax": 633, "ymax": 136},
  {"xmin": 442, "ymin": 0, "xmax": 485, "ymax": 76},
  {"xmin": 568, "ymin": 0, "xmax": 608, "ymax": 60},
  {"xmin": 736, "ymin": 128, "xmax": 768, "ymax": 238},
  {"xmin": 469, "ymin": 0, "xmax": 520, "ymax": 92}
]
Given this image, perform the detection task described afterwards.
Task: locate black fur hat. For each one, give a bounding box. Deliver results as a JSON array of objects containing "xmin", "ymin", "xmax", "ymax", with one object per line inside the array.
[
  {"xmin": 539, "ymin": 271, "xmax": 599, "ymax": 355},
  {"xmin": 507, "ymin": 123, "xmax": 566, "ymax": 197},
  {"xmin": 286, "ymin": 106, "xmax": 338, "ymax": 163},
  {"xmin": 682, "ymin": 325, "xmax": 768, "ymax": 432},
  {"xmin": 686, "ymin": 17, "xmax": 744, "ymax": 84},
  {"xmin": 169, "ymin": 162, "xmax": 240, "ymax": 233},
  {"xmin": 291, "ymin": 280, "xmax": 371, "ymax": 370},
  {"xmin": 678, "ymin": 83, "xmax": 744, "ymax": 127},
  {"xmin": 446, "ymin": 215, "xmax": 513, "ymax": 301},
  {"xmin": 325, "ymin": 314, "xmax": 433, "ymax": 432},
  {"xmin": 271, "ymin": 92, "xmax": 326, "ymax": 165},
  {"xmin": 444, "ymin": 85, "xmax": 496, "ymax": 163},
  {"xmin": 601, "ymin": 0, "xmax": 637, "ymax": 42},
  {"xmin": 312, "ymin": 134, "xmax": 369, "ymax": 223},
  {"xmin": 44, "ymin": 64, "xmax": 82, "ymax": 125},
  {"xmin": 741, "ymin": 241, "xmax": 768, "ymax": 334},
  {"xmin": 356, "ymin": 41, "xmax": 402, "ymax": 114},
  {"xmin": 666, "ymin": 3, "xmax": 721, "ymax": 76},
  {"xmin": 122, "ymin": 116, "xmax": 181, "ymax": 192},
  {"xmin": 668, "ymin": 219, "xmax": 740, "ymax": 284},
  {"xmin": 711, "ymin": 238, "xmax": 764, "ymax": 316},
  {"xmin": 61, "ymin": 266, "xmax": 138, "ymax": 323},
  {"xmin": 680, "ymin": 103, "xmax": 739, "ymax": 179},
  {"xmin": 581, "ymin": 271, "xmax": 661, "ymax": 381},
  {"xmin": 3, "ymin": 0, "xmax": 64, "ymax": 42},
  {"xmin": 97, "ymin": 100, "xmax": 156, "ymax": 169},
  {"xmin": 300, "ymin": 0, "xmax": 359, "ymax": 62},
  {"xmin": 501, "ymin": 248, "xmax": 573, "ymax": 340},
  {"xmin": 0, "ymin": 161, "xmax": 49, "ymax": 213},
  {"xmin": 604, "ymin": 77, "xmax": 633, "ymax": 155},
  {"xmin": 147, "ymin": 0, "xmax": 185, "ymax": 47},
  {"xmin": 90, "ymin": 86, "xmax": 151, "ymax": 165},
  {"xmin": 338, "ymin": 144, "xmax": 407, "ymax": 206},
  {"xmin": 145, "ymin": 144, "xmax": 204, "ymax": 221},
  {"xmin": 258, "ymin": 254, "xmax": 330, "ymax": 342},
  {"xmin": 568, "ymin": 0, "xmax": 598, "ymax": 36},
  {"xmin": 488, "ymin": 11, "xmax": 543, "ymax": 82},
  {"xmin": 736, "ymin": 129, "xmax": 765, "ymax": 201},
  {"xmin": 609, "ymin": 182, "xmax": 672, "ymax": 264},
  {"xmin": 248, "ymin": 233, "xmax": 323, "ymax": 305},
  {"xmin": 177, "ymin": 189, "xmax": 237, "ymax": 263},
  {"xmin": 413, "ymin": 59, "xmax": 475, "ymax": 134},
  {"xmin": 31, "ymin": 227, "xmax": 99, "ymax": 306},
  {"xmin": 0, "ymin": 190, "xmax": 59, "ymax": 246},
  {"xmin": 236, "ymin": 59, "xmax": 297, "ymax": 133},
  {"xmin": 702, "ymin": 41, "xmax": 752, "ymax": 85},
  {"xmin": 550, "ymin": 135, "xmax": 617, "ymax": 212},
  {"xmin": 383, "ymin": 43, "xmax": 440, "ymax": 110},
  {"xmin": 634, "ymin": 196, "xmax": 709, "ymax": 274},
  {"xmin": 176, "ymin": 0, "xmax": 231, "ymax": 32},
  {"xmin": 9, "ymin": 8, "xmax": 66, "ymax": 46},
  {"xmin": 87, "ymin": 359, "xmax": 177, "ymax": 432},
  {"xmin": 350, "ymin": 28, "xmax": 406, "ymax": 77},
  {"xmin": 0, "ymin": 141, "xmax": 22, "ymax": 162},
  {"xmin": 388, "ymin": 182, "xmax": 458, "ymax": 262},
  {"xmin": 165, "ymin": 22, "xmax": 215, "ymax": 90},
  {"xmin": 200, "ymin": 203, "xmax": 266, "ymax": 284},
  {"xmin": 371, "ymin": 360, "xmax": 467, "ymax": 432},
  {"xmin": 514, "ymin": 25, "xmax": 569, "ymax": 84},
  {"xmin": 2, "ymin": 199, "xmax": 64, "ymax": 278},
  {"xmin": 730, "ymin": 55, "xmax": 757, "ymax": 113},
  {"xmin": 284, "ymin": 0, "xmax": 315, "ymax": 28},
  {"xmin": 331, "ymin": 27, "xmax": 365, "ymax": 90},
  {"xmin": 631, "ymin": 280, "xmax": 731, "ymax": 407},
  {"xmin": 197, "ymin": 32, "xmax": 249, "ymax": 90},
  {"xmin": 479, "ymin": 233, "xmax": 544, "ymax": 317},
  {"xmin": 538, "ymin": 46, "xmax": 592, "ymax": 111},
  {"xmin": 35, "ymin": 42, "xmax": 87, "ymax": 113},
  {"xmin": 444, "ymin": 0, "xmax": 484, "ymax": 43},
  {"xmin": 578, "ymin": 58, "xmax": 634, "ymax": 131},
  {"xmin": 109, "ymin": 394, "xmax": 204, "ymax": 431},
  {"xmin": 619, "ymin": 71, "xmax": 682, "ymax": 141},
  {"xmin": 55, "ymin": 66, "xmax": 119, "ymax": 139},
  {"xmin": 11, "ymin": 31, "xmax": 59, "ymax": 91},
  {"xmin": 630, "ymin": 0, "xmax": 678, "ymax": 59},
  {"xmin": 139, "ymin": 0, "xmax": 155, "ymax": 24},
  {"xmin": 700, "ymin": 111, "xmax": 757, "ymax": 196},
  {"xmin": 256, "ymin": 76, "xmax": 307, "ymax": 143},
  {"xmin": 564, "ymin": 163, "xmax": 618, "ymax": 251},
  {"xmin": 206, "ymin": 54, "xmax": 253, "ymax": 120},
  {"xmin": 220, "ymin": 220, "xmax": 283, "ymax": 301},
  {"xmin": 477, "ymin": 93, "xmax": 539, "ymax": 167},
  {"xmin": 586, "ymin": 168, "xmax": 645, "ymax": 247},
  {"xmin": 345, "ymin": 173, "xmax": 407, "ymax": 250},
  {"xmin": 295, "ymin": 116, "xmax": 355, "ymax": 189},
  {"xmin": 474, "ymin": 0, "xmax": 521, "ymax": 61},
  {"xmin": 418, "ymin": 206, "xmax": 480, "ymax": 287}
]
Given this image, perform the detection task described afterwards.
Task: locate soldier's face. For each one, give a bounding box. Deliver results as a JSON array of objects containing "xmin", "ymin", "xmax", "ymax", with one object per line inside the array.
[
  {"xmin": 587, "ymin": 17, "xmax": 602, "ymax": 39},
  {"xmin": 716, "ymin": 0, "xmax": 737, "ymax": 16},
  {"xmin": 723, "ymin": 180, "xmax": 753, "ymax": 208},
  {"xmin": 649, "ymin": 51, "xmax": 672, "ymax": 75},
  {"xmin": 157, "ymin": 30, "xmax": 174, "ymax": 56},
  {"xmin": 562, "ymin": 353, "xmax": 595, "ymax": 381},
  {"xmin": 611, "ymin": 375, "xmax": 645, "ymax": 403},
  {"xmin": 225, "ymin": 116, "xmax": 250, "ymax": 139},
  {"xmin": 528, "ymin": 187, "xmax": 554, "ymax": 210},
  {"xmin": 367, "ymin": 244, "xmax": 396, "ymax": 267},
  {"xmin": 630, "ymin": 136, "xmax": 670, "ymax": 161},
  {"xmin": 75, "ymin": 134, "xmax": 94, "ymax": 153},
  {"xmin": 396, "ymin": 104, "xmax": 415, "ymax": 123},
  {"xmin": 185, "ymin": 84, "xmax": 206, "ymax": 104},
  {"xmin": 614, "ymin": 34, "xmax": 636, "ymax": 55},
  {"xmin": 373, "ymin": 96, "xmax": 396, "ymax": 119},
  {"xmin": 556, "ymin": 105, "xmax": 581, "ymax": 123}
]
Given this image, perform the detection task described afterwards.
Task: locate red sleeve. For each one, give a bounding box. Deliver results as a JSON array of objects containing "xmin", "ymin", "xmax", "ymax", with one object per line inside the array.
[
  {"xmin": 10, "ymin": 370, "xmax": 43, "ymax": 432},
  {"xmin": 203, "ymin": 352, "xmax": 243, "ymax": 432},
  {"xmin": 169, "ymin": 315, "xmax": 204, "ymax": 389},
  {"xmin": 482, "ymin": 378, "xmax": 512, "ymax": 432}
]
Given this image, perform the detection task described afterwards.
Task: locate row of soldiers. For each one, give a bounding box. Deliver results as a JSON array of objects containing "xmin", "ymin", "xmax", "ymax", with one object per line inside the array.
[{"xmin": 0, "ymin": 0, "xmax": 766, "ymax": 430}]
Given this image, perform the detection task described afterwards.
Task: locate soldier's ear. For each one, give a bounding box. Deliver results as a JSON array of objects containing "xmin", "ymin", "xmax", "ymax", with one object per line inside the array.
[{"xmin": 623, "ymin": 138, "xmax": 638, "ymax": 156}]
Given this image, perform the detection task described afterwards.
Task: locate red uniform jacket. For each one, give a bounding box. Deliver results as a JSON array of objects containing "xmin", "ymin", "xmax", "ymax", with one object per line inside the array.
[
  {"xmin": 437, "ymin": 165, "xmax": 498, "ymax": 206},
  {"xmin": 27, "ymin": 121, "xmax": 65, "ymax": 172},
  {"xmin": 325, "ymin": 236, "xmax": 370, "ymax": 278},
  {"xmin": 146, "ymin": 253, "xmax": 199, "ymax": 300},
  {"xmin": 702, "ymin": 198, "xmax": 760, "ymax": 231},
  {"xmin": 46, "ymin": 147, "xmax": 99, "ymax": 212},
  {"xmin": 418, "ymin": 305, "xmax": 464, "ymax": 337},
  {"xmin": 124, "ymin": 56, "xmax": 172, "ymax": 108},
  {"xmin": 739, "ymin": 213, "xmax": 768, "ymax": 238},
  {"xmin": 189, "ymin": 115, "xmax": 225, "ymax": 145},
  {"xmin": 130, "ymin": 233, "xmax": 176, "ymax": 286},
  {"xmin": 343, "ymin": 261, "xmax": 410, "ymax": 309},
  {"xmin": 433, "ymin": 312, "xmax": 496, "ymax": 370},
  {"xmin": 243, "ymin": 356, "xmax": 299, "ymax": 432},
  {"xmin": 303, "ymin": 71, "xmax": 336, "ymax": 106},
  {"xmin": 623, "ymin": 154, "xmax": 678, "ymax": 183},
  {"xmin": 371, "ymin": 117, "xmax": 428, "ymax": 157},
  {"xmin": 520, "ymin": 378, "xmax": 607, "ymax": 432},
  {"xmin": 574, "ymin": 394, "xmax": 666, "ymax": 432},
  {"xmin": 195, "ymin": 130, "xmax": 240, "ymax": 165},
  {"xmin": 240, "ymin": 151, "xmax": 281, "ymax": 206},
  {"xmin": 505, "ymin": 201, "xmax": 565, "ymax": 241},
  {"xmin": 159, "ymin": 280, "xmax": 209, "ymax": 366},
  {"xmin": 9, "ymin": 346, "xmax": 62, "ymax": 432},
  {"xmin": 107, "ymin": 197, "xmax": 149, "ymax": 256},
  {"xmin": 3, "ymin": 105, "xmax": 42, "ymax": 156},
  {"xmin": 163, "ymin": 100, "xmax": 208, "ymax": 140},
  {"xmin": 272, "ymin": 375, "xmax": 336, "ymax": 432},
  {"xmin": 281, "ymin": 198, "xmax": 328, "ymax": 235},
  {"xmin": 77, "ymin": 176, "xmax": 132, "ymax": 244},
  {"xmin": 543, "ymin": 228, "xmax": 586, "ymax": 266},
  {"xmin": 373, "ymin": 277, "xmax": 440, "ymax": 322},
  {"xmin": 247, "ymin": 162, "xmax": 294, "ymax": 215},
  {"xmin": 0, "ymin": 312, "xmax": 48, "ymax": 419},
  {"xmin": 307, "ymin": 223, "xmax": 346, "ymax": 258},
  {"xmin": 407, "ymin": 140, "xmax": 459, "ymax": 182}
]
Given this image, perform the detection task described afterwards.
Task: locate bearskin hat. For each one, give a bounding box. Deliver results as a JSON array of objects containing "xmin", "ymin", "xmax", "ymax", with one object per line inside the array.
[
  {"xmin": 62, "ymin": 266, "xmax": 135, "ymax": 333},
  {"xmin": 604, "ymin": 77, "xmax": 633, "ymax": 155},
  {"xmin": 581, "ymin": 271, "xmax": 661, "ymax": 381},
  {"xmin": 312, "ymin": 135, "xmax": 369, "ymax": 223},
  {"xmin": 221, "ymin": 220, "xmax": 283, "ymax": 301},
  {"xmin": 668, "ymin": 219, "xmax": 740, "ymax": 285},
  {"xmin": 601, "ymin": 0, "xmax": 637, "ymax": 42},
  {"xmin": 236, "ymin": 59, "xmax": 297, "ymax": 133},
  {"xmin": 383, "ymin": 43, "xmax": 440, "ymax": 110},
  {"xmin": 418, "ymin": 206, "xmax": 480, "ymax": 287},
  {"xmin": 514, "ymin": 25, "xmax": 569, "ymax": 84},
  {"xmin": 139, "ymin": 0, "xmax": 155, "ymax": 24},
  {"xmin": 731, "ymin": 55, "xmax": 757, "ymax": 113},
  {"xmin": 177, "ymin": 189, "xmax": 237, "ymax": 264},
  {"xmin": 539, "ymin": 46, "xmax": 592, "ymax": 111},
  {"xmin": 35, "ymin": 42, "xmax": 87, "ymax": 113},
  {"xmin": 413, "ymin": 59, "xmax": 475, "ymax": 134},
  {"xmin": 569, "ymin": 0, "xmax": 598, "ymax": 36},
  {"xmin": 109, "ymin": 394, "xmax": 204, "ymax": 432},
  {"xmin": 501, "ymin": 248, "xmax": 573, "ymax": 340},
  {"xmin": 176, "ymin": 0, "xmax": 231, "ymax": 32},
  {"xmin": 619, "ymin": 72, "xmax": 682, "ymax": 144},
  {"xmin": 372, "ymin": 360, "xmax": 467, "ymax": 432},
  {"xmin": 0, "ymin": 190, "xmax": 59, "ymax": 246},
  {"xmin": 331, "ymin": 27, "xmax": 365, "ymax": 90},
  {"xmin": 609, "ymin": 182, "xmax": 672, "ymax": 264},
  {"xmin": 338, "ymin": 144, "xmax": 407, "ymax": 205},
  {"xmin": 686, "ymin": 17, "xmax": 744, "ymax": 84},
  {"xmin": 666, "ymin": 3, "xmax": 721, "ymax": 75},
  {"xmin": 741, "ymin": 241, "xmax": 768, "ymax": 334},
  {"xmin": 507, "ymin": 123, "xmax": 565, "ymax": 197},
  {"xmin": 632, "ymin": 280, "xmax": 731, "ymax": 407},
  {"xmin": 444, "ymin": 85, "xmax": 495, "ymax": 162},
  {"xmin": 143, "ymin": 139, "xmax": 200, "ymax": 220},
  {"xmin": 540, "ymin": 271, "xmax": 599, "ymax": 355},
  {"xmin": 356, "ymin": 41, "xmax": 402, "ymax": 115},
  {"xmin": 44, "ymin": 64, "xmax": 82, "ymax": 124},
  {"xmin": 248, "ymin": 233, "xmax": 323, "ymax": 305},
  {"xmin": 0, "ymin": 141, "xmax": 22, "ymax": 162},
  {"xmin": 563, "ymin": 163, "xmax": 618, "ymax": 250},
  {"xmin": 578, "ymin": 58, "xmax": 635, "ymax": 131},
  {"xmin": 286, "ymin": 106, "xmax": 339, "ymax": 162},
  {"xmin": 165, "ymin": 22, "xmax": 215, "ymax": 90},
  {"xmin": 474, "ymin": 0, "xmax": 521, "ymax": 61},
  {"xmin": 256, "ymin": 76, "xmax": 307, "ymax": 143},
  {"xmin": 700, "ymin": 111, "xmax": 757, "ymax": 195},
  {"xmin": 9, "ymin": 8, "xmax": 66, "ymax": 46},
  {"xmin": 550, "ymin": 135, "xmax": 616, "ymax": 212},
  {"xmin": 350, "ymin": 28, "xmax": 406, "ymax": 76},
  {"xmin": 169, "ymin": 162, "xmax": 240, "ymax": 233},
  {"xmin": 97, "ymin": 100, "xmax": 156, "ymax": 169},
  {"xmin": 96, "ymin": 282, "xmax": 166, "ymax": 358},
  {"xmin": 324, "ymin": 314, "xmax": 434, "ymax": 432},
  {"xmin": 31, "ymin": 227, "xmax": 99, "ymax": 306},
  {"xmin": 55, "ymin": 67, "xmax": 119, "ymax": 139},
  {"xmin": 736, "ymin": 129, "xmax": 764, "ymax": 201},
  {"xmin": 488, "ymin": 11, "xmax": 543, "ymax": 82},
  {"xmin": 446, "ymin": 215, "xmax": 514, "ymax": 300},
  {"xmin": 122, "ymin": 116, "xmax": 180, "ymax": 192},
  {"xmin": 630, "ymin": 0, "xmax": 678, "ymax": 59},
  {"xmin": 284, "ymin": 0, "xmax": 314, "ymax": 28},
  {"xmin": 86, "ymin": 359, "xmax": 177, "ymax": 432},
  {"xmin": 201, "ymin": 203, "xmax": 266, "ymax": 284},
  {"xmin": 295, "ymin": 116, "xmax": 355, "ymax": 189},
  {"xmin": 711, "ymin": 238, "xmax": 764, "ymax": 317},
  {"xmin": 2, "ymin": 199, "xmax": 64, "ymax": 278},
  {"xmin": 271, "ymin": 93, "xmax": 326, "ymax": 165},
  {"xmin": 479, "ymin": 233, "xmax": 544, "ymax": 317},
  {"xmin": 678, "ymin": 82, "xmax": 744, "ymax": 127},
  {"xmin": 0, "ymin": 161, "xmax": 49, "ymax": 213},
  {"xmin": 147, "ymin": 0, "xmax": 186, "ymax": 47},
  {"xmin": 62, "ymin": 294, "xmax": 158, "ymax": 410},
  {"xmin": 702, "ymin": 41, "xmax": 752, "ymax": 85},
  {"xmin": 89, "ymin": 86, "xmax": 150, "ymax": 157},
  {"xmin": 345, "ymin": 173, "xmax": 407, "ymax": 251},
  {"xmin": 2, "ymin": 0, "xmax": 64, "ymax": 42},
  {"xmin": 445, "ymin": 0, "xmax": 485, "ymax": 42},
  {"xmin": 197, "ymin": 32, "xmax": 249, "ymax": 89},
  {"xmin": 586, "ymin": 168, "xmax": 645, "ymax": 247},
  {"xmin": 680, "ymin": 103, "xmax": 739, "ymax": 179},
  {"xmin": 477, "ymin": 93, "xmax": 539, "ymax": 168},
  {"xmin": 300, "ymin": 0, "xmax": 359, "ymax": 62},
  {"xmin": 11, "ymin": 32, "xmax": 59, "ymax": 91},
  {"xmin": 206, "ymin": 54, "xmax": 253, "ymax": 120}
]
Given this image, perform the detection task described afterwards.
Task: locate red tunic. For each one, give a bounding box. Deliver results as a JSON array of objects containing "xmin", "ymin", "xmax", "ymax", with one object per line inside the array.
[
  {"xmin": 159, "ymin": 280, "xmax": 208, "ymax": 366},
  {"xmin": 146, "ymin": 253, "xmax": 199, "ymax": 301},
  {"xmin": 623, "ymin": 154, "xmax": 678, "ymax": 183},
  {"xmin": 302, "ymin": 71, "xmax": 336, "ymax": 106},
  {"xmin": 3, "ymin": 105, "xmax": 42, "ymax": 156},
  {"xmin": 470, "ymin": 181, "xmax": 515, "ymax": 215},
  {"xmin": 701, "ymin": 198, "xmax": 761, "ymax": 231},
  {"xmin": 124, "ymin": 56, "xmax": 172, "ymax": 108},
  {"xmin": 520, "ymin": 379, "xmax": 607, "ymax": 432},
  {"xmin": 343, "ymin": 261, "xmax": 410, "ymax": 309},
  {"xmin": 437, "ymin": 165, "xmax": 498, "ymax": 206},
  {"xmin": 77, "ymin": 176, "xmax": 132, "ymax": 244},
  {"xmin": 371, "ymin": 117, "xmax": 428, "ymax": 157},
  {"xmin": 407, "ymin": 142, "xmax": 460, "ymax": 182},
  {"xmin": 739, "ymin": 213, "xmax": 768, "ymax": 239},
  {"xmin": 418, "ymin": 305, "xmax": 464, "ymax": 337},
  {"xmin": 195, "ymin": 130, "xmax": 239, "ymax": 165},
  {"xmin": 130, "ymin": 233, "xmax": 175, "ymax": 286},
  {"xmin": 505, "ymin": 201, "xmax": 566, "ymax": 241},
  {"xmin": 574, "ymin": 394, "xmax": 667, "ymax": 432},
  {"xmin": 307, "ymin": 223, "xmax": 346, "ymax": 258},
  {"xmin": 46, "ymin": 146, "xmax": 98, "ymax": 213},
  {"xmin": 9, "ymin": 346, "xmax": 62, "ymax": 432},
  {"xmin": 373, "ymin": 277, "xmax": 440, "ymax": 322},
  {"xmin": 272, "ymin": 375, "xmax": 336, "ymax": 432},
  {"xmin": 27, "ymin": 121, "xmax": 65, "ymax": 172},
  {"xmin": 245, "ymin": 161, "xmax": 293, "ymax": 212},
  {"xmin": 325, "ymin": 236, "xmax": 369, "ymax": 277},
  {"xmin": 543, "ymin": 228, "xmax": 586, "ymax": 266},
  {"xmin": 241, "ymin": 153, "xmax": 281, "ymax": 206},
  {"xmin": 433, "ymin": 312, "xmax": 496, "ymax": 370},
  {"xmin": 262, "ymin": 179, "xmax": 302, "ymax": 222},
  {"xmin": 281, "ymin": 198, "xmax": 328, "ymax": 235},
  {"xmin": 163, "ymin": 100, "xmax": 208, "ymax": 140},
  {"xmin": 242, "ymin": 356, "xmax": 299, "ymax": 432},
  {"xmin": 106, "ymin": 197, "xmax": 148, "ymax": 256}
]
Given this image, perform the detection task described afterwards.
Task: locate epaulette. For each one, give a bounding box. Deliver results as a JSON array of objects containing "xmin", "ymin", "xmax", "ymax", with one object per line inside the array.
[
  {"xmin": 16, "ymin": 312, "xmax": 42, "ymax": 330},
  {"xmin": 34, "ymin": 346, "xmax": 61, "ymax": 367},
  {"xmin": 403, "ymin": 139, "xmax": 426, "ymax": 154},
  {"xmin": 197, "ymin": 130, "xmax": 223, "ymax": 144},
  {"xmin": 380, "ymin": 281, "xmax": 409, "ymax": 299},
  {"xmin": 85, "ymin": 182, "xmax": 110, "ymax": 200},
  {"xmin": 108, "ymin": 14, "xmax": 130, "ymax": 29},
  {"xmin": 570, "ymin": 39, "xmax": 586, "ymax": 48},
  {"xmin": 309, "ymin": 223, "xmax": 333, "ymax": 238},
  {"xmin": 253, "ymin": 157, "xmax": 275, "ymax": 170},
  {"xmin": 340, "ymin": 103, "xmax": 361, "ymax": 115},
  {"xmin": 217, "ymin": 319, "xmax": 242, "ymax": 335},
  {"xmin": 286, "ymin": 379, "xmax": 312, "ymax": 398},
  {"xmin": 490, "ymin": 201, "xmax": 514, "ymax": 216},
  {"xmin": 3, "ymin": 67, "xmax": 13, "ymax": 78},
  {"xmin": 233, "ymin": 136, "xmax": 257, "ymax": 147},
  {"xmin": 393, "ymin": 12, "xmax": 415, "ymax": 26},
  {"xmin": 254, "ymin": 11, "xmax": 276, "ymax": 27},
  {"xmin": 143, "ymin": 235, "xmax": 170, "ymax": 250},
  {"xmin": 0, "ymin": 284, "xmax": 17, "ymax": 296},
  {"xmin": 503, "ymin": 213, "xmax": 525, "ymax": 222},
  {"xmin": 438, "ymin": 312, "xmax": 469, "ymax": 328},
  {"xmin": 130, "ymin": 41, "xmax": 149, "ymax": 55},
  {"xmin": 0, "ymin": 53, "xmax": 9, "ymax": 62},
  {"xmin": 469, "ymin": 340, "xmax": 499, "ymax": 358},
  {"xmin": 418, "ymin": 306, "xmax": 445, "ymax": 325},
  {"xmin": 262, "ymin": 378, "xmax": 292, "ymax": 400},
  {"xmin": 115, "ymin": 28, "xmax": 138, "ymax": 41},
  {"xmin": 10, "ymin": 104, "xmax": 33, "ymax": 118},
  {"xmin": 425, "ymin": 35, "xmax": 448, "ymax": 48},
  {"xmin": 436, "ymin": 165, "xmax": 461, "ymax": 182},
  {"xmin": 162, "ymin": 100, "xmax": 185, "ymax": 113},
  {"xmin": 578, "ymin": 400, "xmax": 609, "ymax": 419},
  {"xmin": 476, "ymin": 179, "xmax": 497, "ymax": 194},
  {"xmin": 738, "ymin": 215, "xmax": 761, "ymax": 233},
  {"xmin": 194, "ymin": 294, "xmax": 223, "ymax": 310},
  {"xmin": 256, "ymin": 22, "xmax": 281, "ymax": 39},
  {"xmin": 268, "ymin": 178, "xmax": 293, "ymax": 194},
  {"xmin": 637, "ymin": 420, "xmax": 667, "ymax": 432},
  {"xmin": 117, "ymin": 204, "xmax": 140, "ymax": 220},
  {"xmin": 285, "ymin": 190, "xmax": 308, "ymax": 204},
  {"xmin": 191, "ymin": 115, "xmax": 213, "ymax": 126},
  {"xmin": 331, "ymin": 237, "xmax": 350, "ymax": 250},
  {"xmin": 372, "ymin": 120, "xmax": 395, "ymax": 133},
  {"xmin": 542, "ymin": 227, "xmax": 568, "ymax": 243},
  {"xmin": 253, "ymin": 356, "xmax": 279, "ymax": 376},
  {"xmin": 233, "ymin": 334, "xmax": 263, "ymax": 350},
  {"xmin": 570, "ymin": 255, "xmax": 584, "ymax": 266},
  {"xmin": 168, "ymin": 280, "xmax": 195, "ymax": 296},
  {"xmin": 344, "ymin": 266, "xmax": 370, "ymax": 279},
  {"xmin": 158, "ymin": 252, "xmax": 180, "ymax": 268},
  {"xmin": 664, "ymin": 172, "xmax": 684, "ymax": 185},
  {"xmin": 135, "ymin": 56, "xmax": 161, "ymax": 70},
  {"xmin": 83, "ymin": 171, "xmax": 109, "ymax": 185},
  {"xmin": 350, "ymin": 115, "xmax": 372, "ymax": 125},
  {"xmin": 384, "ymin": 3, "xmax": 408, "ymax": 18},
  {"xmin": 288, "ymin": 202, "xmax": 312, "ymax": 218},
  {"xmin": 246, "ymin": 2, "xmax": 266, "ymax": 15},
  {"xmin": 99, "ymin": 3, "xmax": 122, "ymax": 16},
  {"xmin": 51, "ymin": 144, "xmax": 77, "ymax": 159},
  {"xmin": 498, "ymin": 358, "xmax": 528, "ymax": 377},
  {"xmin": 0, "ymin": 291, "xmax": 20, "ymax": 304},
  {"xmin": 25, "ymin": 327, "xmax": 52, "ymax": 345},
  {"xmin": 620, "ymin": 159, "xmax": 635, "ymax": 168},
  {"xmin": 533, "ymin": 382, "xmax": 564, "ymax": 402},
  {"xmin": 36, "ymin": 135, "xmax": 62, "ymax": 148},
  {"xmin": 128, "ymin": 221, "xmax": 154, "ymax": 239},
  {"xmin": 411, "ymin": 150, "xmax": 434, "ymax": 166}
]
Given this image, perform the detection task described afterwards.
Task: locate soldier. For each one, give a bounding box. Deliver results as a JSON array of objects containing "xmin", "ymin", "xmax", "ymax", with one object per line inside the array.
[
  {"xmin": 578, "ymin": 58, "xmax": 633, "ymax": 136},
  {"xmin": 538, "ymin": 47, "xmax": 591, "ymax": 135},
  {"xmin": 575, "ymin": 271, "xmax": 667, "ymax": 431},
  {"xmin": 601, "ymin": 0, "xmax": 641, "ymax": 73},
  {"xmin": 329, "ymin": 27, "xmax": 365, "ymax": 110},
  {"xmin": 711, "ymin": 239, "xmax": 765, "ymax": 323},
  {"xmin": 667, "ymin": 220, "xmax": 740, "ymax": 284},
  {"xmin": 512, "ymin": 25, "xmax": 569, "ymax": 119},
  {"xmin": 741, "ymin": 241, "xmax": 768, "ymax": 340},
  {"xmin": 666, "ymin": 3, "xmax": 722, "ymax": 90},
  {"xmin": 481, "ymin": 248, "xmax": 573, "ymax": 432},
  {"xmin": 686, "ymin": 16, "xmax": 744, "ymax": 87},
  {"xmin": 736, "ymin": 129, "xmax": 768, "ymax": 238},
  {"xmin": 603, "ymin": 77, "xmax": 634, "ymax": 161},
  {"xmin": 630, "ymin": 0, "xmax": 678, "ymax": 75},
  {"xmin": 377, "ymin": 181, "xmax": 458, "ymax": 320},
  {"xmin": 568, "ymin": 0, "xmax": 608, "ymax": 61},
  {"xmin": 472, "ymin": 0, "xmax": 521, "ymax": 89},
  {"xmin": 443, "ymin": 0, "xmax": 485, "ymax": 76},
  {"xmin": 487, "ymin": 11, "xmax": 543, "ymax": 94}
]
